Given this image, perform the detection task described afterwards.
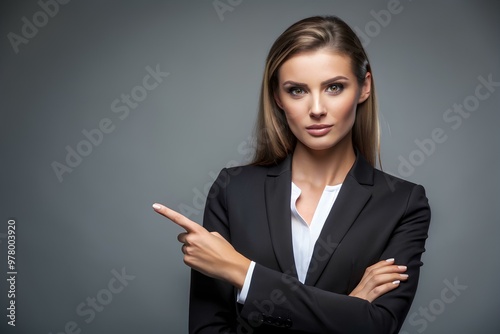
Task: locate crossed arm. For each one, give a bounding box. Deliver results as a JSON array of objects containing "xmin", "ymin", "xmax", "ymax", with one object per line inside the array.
[{"xmin": 152, "ymin": 203, "xmax": 410, "ymax": 313}]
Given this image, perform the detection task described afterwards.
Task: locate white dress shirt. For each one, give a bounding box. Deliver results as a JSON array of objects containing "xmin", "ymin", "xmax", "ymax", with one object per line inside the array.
[{"xmin": 237, "ymin": 182, "xmax": 342, "ymax": 303}]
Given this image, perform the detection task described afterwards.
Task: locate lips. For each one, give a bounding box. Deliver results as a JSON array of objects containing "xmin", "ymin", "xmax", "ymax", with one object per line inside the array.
[
  {"xmin": 306, "ymin": 124, "xmax": 333, "ymax": 136},
  {"xmin": 306, "ymin": 124, "xmax": 332, "ymax": 130}
]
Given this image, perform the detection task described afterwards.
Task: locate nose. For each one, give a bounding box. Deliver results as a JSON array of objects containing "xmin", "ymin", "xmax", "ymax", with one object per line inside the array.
[{"xmin": 309, "ymin": 94, "xmax": 326, "ymax": 118}]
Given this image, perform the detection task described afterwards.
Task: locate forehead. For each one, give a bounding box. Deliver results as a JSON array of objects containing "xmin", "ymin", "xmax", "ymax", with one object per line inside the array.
[{"xmin": 278, "ymin": 49, "xmax": 354, "ymax": 82}]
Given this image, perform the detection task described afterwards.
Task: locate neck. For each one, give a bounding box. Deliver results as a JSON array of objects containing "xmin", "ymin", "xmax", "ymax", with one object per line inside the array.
[{"xmin": 291, "ymin": 138, "xmax": 356, "ymax": 187}]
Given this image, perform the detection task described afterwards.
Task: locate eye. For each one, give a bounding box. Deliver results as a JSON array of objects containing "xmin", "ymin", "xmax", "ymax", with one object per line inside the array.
[
  {"xmin": 326, "ymin": 83, "xmax": 344, "ymax": 95},
  {"xmin": 287, "ymin": 87, "xmax": 306, "ymax": 96}
]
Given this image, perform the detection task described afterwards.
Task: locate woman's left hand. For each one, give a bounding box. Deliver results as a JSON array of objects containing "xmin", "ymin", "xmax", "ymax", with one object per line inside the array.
[
  {"xmin": 348, "ymin": 258, "xmax": 408, "ymax": 302},
  {"xmin": 152, "ymin": 203, "xmax": 250, "ymax": 289}
]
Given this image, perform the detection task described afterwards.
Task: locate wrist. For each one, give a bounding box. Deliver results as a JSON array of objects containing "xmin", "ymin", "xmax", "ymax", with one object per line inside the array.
[{"xmin": 227, "ymin": 255, "xmax": 251, "ymax": 289}]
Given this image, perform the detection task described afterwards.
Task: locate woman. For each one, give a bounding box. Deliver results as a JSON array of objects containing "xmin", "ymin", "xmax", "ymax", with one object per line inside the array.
[{"xmin": 153, "ymin": 16, "xmax": 430, "ymax": 333}]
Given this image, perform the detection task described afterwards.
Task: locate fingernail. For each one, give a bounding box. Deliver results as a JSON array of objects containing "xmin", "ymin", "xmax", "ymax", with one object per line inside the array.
[
  {"xmin": 400, "ymin": 274, "xmax": 409, "ymax": 278},
  {"xmin": 386, "ymin": 258, "xmax": 395, "ymax": 262},
  {"xmin": 398, "ymin": 266, "xmax": 407, "ymax": 270},
  {"xmin": 392, "ymin": 280, "xmax": 400, "ymax": 284},
  {"xmin": 152, "ymin": 203, "xmax": 162, "ymax": 210}
]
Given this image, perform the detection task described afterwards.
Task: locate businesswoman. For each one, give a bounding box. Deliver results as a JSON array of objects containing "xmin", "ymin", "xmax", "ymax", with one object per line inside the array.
[{"xmin": 153, "ymin": 16, "xmax": 430, "ymax": 333}]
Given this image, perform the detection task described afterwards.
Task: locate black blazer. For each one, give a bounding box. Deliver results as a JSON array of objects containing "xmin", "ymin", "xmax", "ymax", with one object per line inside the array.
[{"xmin": 189, "ymin": 153, "xmax": 431, "ymax": 334}]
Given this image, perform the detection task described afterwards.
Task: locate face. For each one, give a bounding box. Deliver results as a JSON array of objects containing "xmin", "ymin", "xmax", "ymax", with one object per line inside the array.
[{"xmin": 274, "ymin": 49, "xmax": 371, "ymax": 153}]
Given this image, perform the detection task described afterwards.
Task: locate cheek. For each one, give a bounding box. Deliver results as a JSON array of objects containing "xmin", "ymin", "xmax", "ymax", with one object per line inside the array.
[
  {"xmin": 282, "ymin": 104, "xmax": 305, "ymax": 126},
  {"xmin": 327, "ymin": 96, "xmax": 358, "ymax": 122},
  {"xmin": 283, "ymin": 113, "xmax": 299, "ymax": 134},
  {"xmin": 343, "ymin": 108, "xmax": 357, "ymax": 130},
  {"xmin": 284, "ymin": 109, "xmax": 300, "ymax": 122}
]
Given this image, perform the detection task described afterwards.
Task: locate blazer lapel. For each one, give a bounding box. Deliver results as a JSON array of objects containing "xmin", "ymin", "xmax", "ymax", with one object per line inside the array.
[
  {"xmin": 264, "ymin": 155, "xmax": 298, "ymax": 278},
  {"xmin": 305, "ymin": 153, "xmax": 374, "ymax": 286}
]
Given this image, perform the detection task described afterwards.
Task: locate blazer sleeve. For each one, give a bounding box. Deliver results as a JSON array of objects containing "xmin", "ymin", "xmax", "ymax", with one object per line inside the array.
[
  {"xmin": 189, "ymin": 168, "xmax": 238, "ymax": 333},
  {"xmin": 239, "ymin": 184, "xmax": 431, "ymax": 334}
]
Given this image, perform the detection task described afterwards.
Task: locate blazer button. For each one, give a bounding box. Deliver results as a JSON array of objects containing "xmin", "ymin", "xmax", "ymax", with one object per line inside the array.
[
  {"xmin": 249, "ymin": 312, "xmax": 263, "ymax": 326},
  {"xmin": 285, "ymin": 318, "xmax": 293, "ymax": 328},
  {"xmin": 262, "ymin": 314, "xmax": 272, "ymax": 324}
]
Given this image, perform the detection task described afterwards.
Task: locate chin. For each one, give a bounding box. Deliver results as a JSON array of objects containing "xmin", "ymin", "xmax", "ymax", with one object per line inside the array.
[
  {"xmin": 299, "ymin": 135, "xmax": 351, "ymax": 152},
  {"xmin": 301, "ymin": 141, "xmax": 339, "ymax": 152}
]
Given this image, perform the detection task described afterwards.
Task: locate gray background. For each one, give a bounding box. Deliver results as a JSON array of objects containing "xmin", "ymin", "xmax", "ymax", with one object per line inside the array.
[{"xmin": 1, "ymin": 0, "xmax": 499, "ymax": 333}]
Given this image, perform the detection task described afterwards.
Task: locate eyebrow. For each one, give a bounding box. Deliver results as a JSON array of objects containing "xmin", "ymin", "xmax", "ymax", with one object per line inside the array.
[{"xmin": 282, "ymin": 76, "xmax": 349, "ymax": 87}]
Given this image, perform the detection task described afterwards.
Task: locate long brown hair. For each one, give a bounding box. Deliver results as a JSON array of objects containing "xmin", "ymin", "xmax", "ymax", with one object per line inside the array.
[{"xmin": 251, "ymin": 16, "xmax": 380, "ymax": 167}]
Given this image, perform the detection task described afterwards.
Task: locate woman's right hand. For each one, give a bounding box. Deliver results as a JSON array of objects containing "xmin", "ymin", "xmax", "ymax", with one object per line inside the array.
[{"xmin": 348, "ymin": 258, "xmax": 409, "ymax": 303}]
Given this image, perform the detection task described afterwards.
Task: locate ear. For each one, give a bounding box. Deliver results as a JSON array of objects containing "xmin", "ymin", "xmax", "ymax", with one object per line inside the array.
[
  {"xmin": 274, "ymin": 92, "xmax": 284, "ymax": 110},
  {"xmin": 358, "ymin": 72, "xmax": 371, "ymax": 104}
]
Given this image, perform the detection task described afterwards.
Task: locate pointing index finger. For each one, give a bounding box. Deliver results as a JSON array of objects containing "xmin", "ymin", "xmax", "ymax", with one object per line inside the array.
[{"xmin": 152, "ymin": 203, "xmax": 201, "ymax": 233}]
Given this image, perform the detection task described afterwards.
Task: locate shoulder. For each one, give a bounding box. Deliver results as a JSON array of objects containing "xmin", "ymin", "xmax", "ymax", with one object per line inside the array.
[
  {"xmin": 214, "ymin": 163, "xmax": 271, "ymax": 190},
  {"xmin": 372, "ymin": 168, "xmax": 423, "ymax": 192},
  {"xmin": 372, "ymin": 167, "xmax": 428, "ymax": 199},
  {"xmin": 352, "ymin": 153, "xmax": 426, "ymax": 196},
  {"xmin": 215, "ymin": 155, "xmax": 291, "ymax": 186},
  {"xmin": 205, "ymin": 164, "xmax": 273, "ymax": 212},
  {"xmin": 351, "ymin": 154, "xmax": 429, "ymax": 216},
  {"xmin": 371, "ymin": 168, "xmax": 430, "ymax": 218}
]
